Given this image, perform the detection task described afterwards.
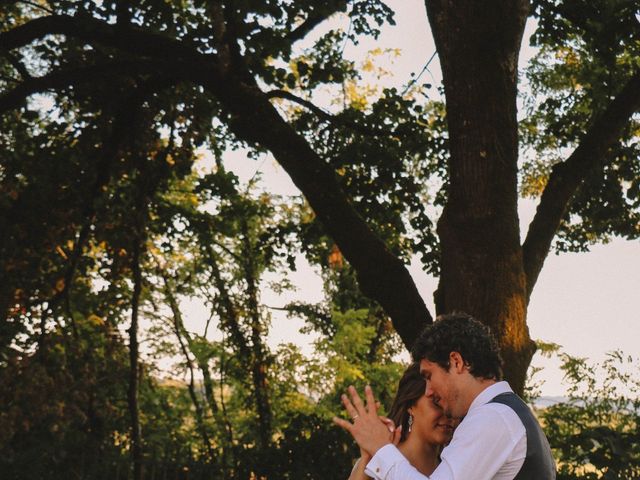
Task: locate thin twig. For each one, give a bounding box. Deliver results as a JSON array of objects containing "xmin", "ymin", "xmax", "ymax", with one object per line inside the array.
[
  {"xmin": 401, "ymin": 50, "xmax": 437, "ymax": 96},
  {"xmin": 266, "ymin": 88, "xmax": 395, "ymax": 137},
  {"xmin": 16, "ymin": 0, "xmax": 54, "ymax": 14}
]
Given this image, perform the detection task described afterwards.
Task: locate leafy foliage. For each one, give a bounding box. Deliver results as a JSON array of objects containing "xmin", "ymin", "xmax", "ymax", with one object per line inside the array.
[
  {"xmin": 2, "ymin": 0, "xmax": 640, "ymax": 477},
  {"xmin": 523, "ymin": 0, "xmax": 640, "ymax": 251},
  {"xmin": 536, "ymin": 348, "xmax": 640, "ymax": 479}
]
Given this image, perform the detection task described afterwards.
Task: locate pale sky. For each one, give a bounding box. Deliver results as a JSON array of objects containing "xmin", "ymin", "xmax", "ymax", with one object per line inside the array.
[{"xmin": 183, "ymin": 0, "xmax": 640, "ymax": 398}]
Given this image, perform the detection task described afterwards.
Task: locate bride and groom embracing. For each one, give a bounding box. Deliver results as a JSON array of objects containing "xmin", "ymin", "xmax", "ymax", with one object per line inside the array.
[{"xmin": 334, "ymin": 312, "xmax": 556, "ymax": 480}]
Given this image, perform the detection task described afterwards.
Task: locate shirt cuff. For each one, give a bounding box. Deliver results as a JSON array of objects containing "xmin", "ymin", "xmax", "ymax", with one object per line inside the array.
[{"xmin": 364, "ymin": 444, "xmax": 409, "ymax": 479}]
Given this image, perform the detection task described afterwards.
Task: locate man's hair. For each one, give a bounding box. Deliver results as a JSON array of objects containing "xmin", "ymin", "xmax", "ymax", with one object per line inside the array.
[{"xmin": 411, "ymin": 312, "xmax": 503, "ymax": 380}]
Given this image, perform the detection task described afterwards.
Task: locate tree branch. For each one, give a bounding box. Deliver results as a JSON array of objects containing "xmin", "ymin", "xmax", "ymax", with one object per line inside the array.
[
  {"xmin": 266, "ymin": 89, "xmax": 396, "ymax": 137},
  {"xmin": 162, "ymin": 272, "xmax": 215, "ymax": 461},
  {"xmin": 0, "ymin": 60, "xmax": 160, "ymax": 114},
  {"xmin": 204, "ymin": 244, "xmax": 252, "ymax": 360},
  {"xmin": 206, "ymin": 1, "xmax": 231, "ymax": 73},
  {"xmin": 286, "ymin": 3, "xmax": 348, "ymax": 43},
  {"xmin": 267, "ymin": 89, "xmax": 335, "ymax": 121},
  {"xmin": 0, "ymin": 14, "xmax": 216, "ymax": 66},
  {"xmin": 128, "ymin": 232, "xmax": 144, "ymax": 480},
  {"xmin": 2, "ymin": 51, "xmax": 32, "ymax": 80},
  {"xmin": 522, "ymin": 70, "xmax": 640, "ymax": 299},
  {"xmin": 1, "ymin": 11, "xmax": 433, "ymax": 351},
  {"xmin": 115, "ymin": 0, "xmax": 132, "ymax": 26},
  {"xmin": 14, "ymin": 0, "xmax": 54, "ymax": 15},
  {"xmin": 207, "ymin": 77, "xmax": 434, "ymax": 347}
]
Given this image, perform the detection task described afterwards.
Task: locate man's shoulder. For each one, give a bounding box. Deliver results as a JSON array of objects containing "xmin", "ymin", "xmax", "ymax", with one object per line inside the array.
[{"xmin": 465, "ymin": 398, "xmax": 526, "ymax": 438}]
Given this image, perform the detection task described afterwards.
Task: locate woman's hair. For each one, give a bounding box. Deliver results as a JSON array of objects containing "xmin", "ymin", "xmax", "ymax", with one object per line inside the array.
[{"xmin": 387, "ymin": 363, "xmax": 426, "ymax": 443}]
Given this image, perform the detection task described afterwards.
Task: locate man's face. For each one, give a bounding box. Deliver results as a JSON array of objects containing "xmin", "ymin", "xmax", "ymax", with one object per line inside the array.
[{"xmin": 420, "ymin": 358, "xmax": 462, "ymax": 419}]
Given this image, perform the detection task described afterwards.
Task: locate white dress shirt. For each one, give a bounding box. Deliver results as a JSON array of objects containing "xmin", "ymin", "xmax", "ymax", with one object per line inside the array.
[{"xmin": 365, "ymin": 382, "xmax": 527, "ymax": 480}]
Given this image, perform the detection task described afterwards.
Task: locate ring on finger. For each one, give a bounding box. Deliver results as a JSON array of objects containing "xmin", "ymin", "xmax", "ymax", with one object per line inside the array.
[{"xmin": 352, "ymin": 414, "xmax": 359, "ymax": 420}]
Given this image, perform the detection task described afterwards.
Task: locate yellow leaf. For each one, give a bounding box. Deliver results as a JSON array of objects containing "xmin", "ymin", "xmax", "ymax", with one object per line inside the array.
[
  {"xmin": 55, "ymin": 245, "xmax": 68, "ymax": 260},
  {"xmin": 88, "ymin": 314, "xmax": 104, "ymax": 326},
  {"xmin": 362, "ymin": 59, "xmax": 375, "ymax": 72}
]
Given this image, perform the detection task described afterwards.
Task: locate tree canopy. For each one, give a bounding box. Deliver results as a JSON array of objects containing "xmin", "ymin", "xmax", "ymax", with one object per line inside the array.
[{"xmin": 1, "ymin": 0, "xmax": 640, "ymax": 477}]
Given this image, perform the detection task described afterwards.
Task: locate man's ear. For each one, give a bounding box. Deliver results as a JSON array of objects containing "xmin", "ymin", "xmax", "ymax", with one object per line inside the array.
[{"xmin": 449, "ymin": 352, "xmax": 467, "ymax": 374}]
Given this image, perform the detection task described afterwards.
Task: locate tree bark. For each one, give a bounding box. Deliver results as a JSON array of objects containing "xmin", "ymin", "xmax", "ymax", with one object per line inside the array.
[
  {"xmin": 163, "ymin": 276, "xmax": 215, "ymax": 462},
  {"xmin": 426, "ymin": 0, "xmax": 535, "ymax": 393},
  {"xmin": 205, "ymin": 242, "xmax": 269, "ymax": 461},
  {"xmin": 240, "ymin": 219, "xmax": 272, "ymax": 451},
  {"xmin": 128, "ymin": 238, "xmax": 143, "ymax": 480}
]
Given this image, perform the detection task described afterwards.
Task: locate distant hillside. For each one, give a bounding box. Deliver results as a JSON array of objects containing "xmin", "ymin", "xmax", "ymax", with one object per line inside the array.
[{"xmin": 532, "ymin": 396, "xmax": 568, "ymax": 408}]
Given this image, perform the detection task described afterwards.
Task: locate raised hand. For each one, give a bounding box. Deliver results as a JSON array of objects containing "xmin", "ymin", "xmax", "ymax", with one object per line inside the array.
[{"xmin": 333, "ymin": 385, "xmax": 401, "ymax": 456}]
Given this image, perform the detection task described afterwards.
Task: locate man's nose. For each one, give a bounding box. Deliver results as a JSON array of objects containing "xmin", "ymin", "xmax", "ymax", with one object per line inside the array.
[{"xmin": 425, "ymin": 384, "xmax": 434, "ymax": 397}]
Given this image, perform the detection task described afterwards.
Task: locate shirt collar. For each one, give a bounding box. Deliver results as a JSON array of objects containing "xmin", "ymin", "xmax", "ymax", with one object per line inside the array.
[{"xmin": 467, "ymin": 380, "xmax": 513, "ymax": 413}]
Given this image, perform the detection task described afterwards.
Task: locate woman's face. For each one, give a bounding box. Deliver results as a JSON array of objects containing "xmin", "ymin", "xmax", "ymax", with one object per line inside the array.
[{"xmin": 409, "ymin": 393, "xmax": 456, "ymax": 445}]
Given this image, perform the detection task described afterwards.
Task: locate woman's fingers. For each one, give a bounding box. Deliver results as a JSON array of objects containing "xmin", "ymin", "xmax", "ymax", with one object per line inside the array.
[
  {"xmin": 344, "ymin": 385, "xmax": 383, "ymax": 418},
  {"xmin": 364, "ymin": 385, "xmax": 378, "ymax": 415},
  {"xmin": 335, "ymin": 385, "xmax": 397, "ymax": 456},
  {"xmin": 332, "ymin": 415, "xmax": 353, "ymax": 433},
  {"xmin": 341, "ymin": 392, "xmax": 360, "ymax": 420},
  {"xmin": 379, "ymin": 416, "xmax": 396, "ymax": 433},
  {"xmin": 348, "ymin": 385, "xmax": 367, "ymax": 417}
]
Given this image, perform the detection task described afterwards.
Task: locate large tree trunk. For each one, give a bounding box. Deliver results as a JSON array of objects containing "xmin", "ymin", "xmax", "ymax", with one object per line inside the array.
[{"xmin": 427, "ymin": 0, "xmax": 535, "ymax": 394}]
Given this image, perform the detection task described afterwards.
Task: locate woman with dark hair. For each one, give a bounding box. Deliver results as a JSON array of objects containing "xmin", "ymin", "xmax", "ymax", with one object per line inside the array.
[{"xmin": 347, "ymin": 363, "xmax": 455, "ymax": 479}]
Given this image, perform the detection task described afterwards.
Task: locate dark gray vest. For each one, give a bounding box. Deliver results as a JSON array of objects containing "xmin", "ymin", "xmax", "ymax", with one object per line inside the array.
[{"xmin": 489, "ymin": 392, "xmax": 556, "ymax": 480}]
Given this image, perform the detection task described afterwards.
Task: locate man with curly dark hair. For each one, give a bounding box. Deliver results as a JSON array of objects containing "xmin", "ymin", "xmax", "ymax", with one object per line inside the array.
[
  {"xmin": 335, "ymin": 312, "xmax": 556, "ymax": 480},
  {"xmin": 409, "ymin": 312, "xmax": 504, "ymax": 419}
]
